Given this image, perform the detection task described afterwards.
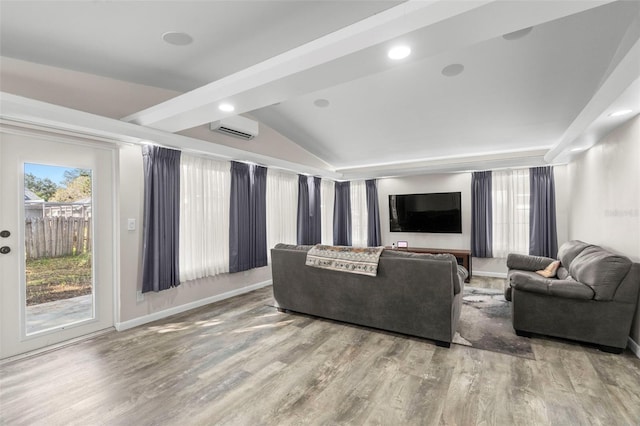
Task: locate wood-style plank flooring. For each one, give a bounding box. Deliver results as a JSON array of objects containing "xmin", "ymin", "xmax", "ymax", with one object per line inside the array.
[{"xmin": 1, "ymin": 285, "xmax": 640, "ymax": 425}]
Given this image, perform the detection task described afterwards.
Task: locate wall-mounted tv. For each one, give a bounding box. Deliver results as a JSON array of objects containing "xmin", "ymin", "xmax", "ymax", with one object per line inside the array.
[{"xmin": 389, "ymin": 192, "xmax": 462, "ymax": 233}]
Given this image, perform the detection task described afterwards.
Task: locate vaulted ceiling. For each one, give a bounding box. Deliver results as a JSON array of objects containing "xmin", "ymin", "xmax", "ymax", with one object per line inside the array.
[{"xmin": 1, "ymin": 1, "xmax": 638, "ymax": 178}]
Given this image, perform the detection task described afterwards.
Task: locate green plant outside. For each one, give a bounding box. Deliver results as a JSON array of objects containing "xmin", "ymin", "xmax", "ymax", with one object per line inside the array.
[{"xmin": 25, "ymin": 252, "xmax": 92, "ymax": 305}]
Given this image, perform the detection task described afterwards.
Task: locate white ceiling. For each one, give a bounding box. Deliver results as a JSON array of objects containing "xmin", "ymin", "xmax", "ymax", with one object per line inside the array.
[
  {"xmin": 1, "ymin": 1, "xmax": 639, "ymax": 178},
  {"xmin": 0, "ymin": 1, "xmax": 401, "ymax": 92}
]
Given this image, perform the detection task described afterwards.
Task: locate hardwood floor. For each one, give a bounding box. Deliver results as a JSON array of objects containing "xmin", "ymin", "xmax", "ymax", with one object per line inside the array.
[{"xmin": 1, "ymin": 286, "xmax": 639, "ymax": 425}]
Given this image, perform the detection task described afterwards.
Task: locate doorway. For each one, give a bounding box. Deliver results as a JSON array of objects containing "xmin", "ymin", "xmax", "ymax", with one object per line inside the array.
[{"xmin": 0, "ymin": 129, "xmax": 116, "ymax": 359}]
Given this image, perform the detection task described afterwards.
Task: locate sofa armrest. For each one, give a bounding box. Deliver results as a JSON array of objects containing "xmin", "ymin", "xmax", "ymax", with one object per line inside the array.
[
  {"xmin": 511, "ymin": 272, "xmax": 594, "ymax": 300},
  {"xmin": 507, "ymin": 253, "xmax": 556, "ymax": 272},
  {"xmin": 455, "ymin": 266, "xmax": 468, "ymax": 294}
]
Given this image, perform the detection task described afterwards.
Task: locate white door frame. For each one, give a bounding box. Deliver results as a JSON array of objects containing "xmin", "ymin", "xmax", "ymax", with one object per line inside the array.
[{"xmin": 0, "ymin": 123, "xmax": 120, "ymax": 359}]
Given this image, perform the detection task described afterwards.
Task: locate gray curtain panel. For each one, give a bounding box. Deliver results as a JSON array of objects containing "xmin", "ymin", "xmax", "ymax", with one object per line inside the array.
[
  {"xmin": 229, "ymin": 161, "xmax": 268, "ymax": 273},
  {"xmin": 141, "ymin": 145, "xmax": 181, "ymax": 293},
  {"xmin": 251, "ymin": 165, "xmax": 268, "ymax": 267},
  {"xmin": 365, "ymin": 179, "xmax": 381, "ymax": 247},
  {"xmin": 229, "ymin": 162, "xmax": 250, "ymax": 273},
  {"xmin": 529, "ymin": 166, "xmax": 558, "ymax": 258},
  {"xmin": 296, "ymin": 175, "xmax": 322, "ymax": 245},
  {"xmin": 471, "ymin": 171, "xmax": 493, "ymax": 258},
  {"xmin": 296, "ymin": 174, "xmax": 309, "ymax": 244},
  {"xmin": 310, "ymin": 176, "xmax": 321, "ymax": 243},
  {"xmin": 333, "ymin": 181, "xmax": 352, "ymax": 246}
]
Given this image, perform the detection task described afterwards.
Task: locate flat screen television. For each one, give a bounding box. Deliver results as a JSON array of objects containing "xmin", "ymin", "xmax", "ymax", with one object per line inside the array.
[{"xmin": 389, "ymin": 192, "xmax": 462, "ymax": 233}]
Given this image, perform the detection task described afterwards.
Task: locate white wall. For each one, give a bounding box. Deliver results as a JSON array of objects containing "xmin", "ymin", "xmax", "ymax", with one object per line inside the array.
[
  {"xmin": 377, "ymin": 167, "xmax": 570, "ymax": 252},
  {"xmin": 377, "ymin": 173, "xmax": 471, "ymax": 250},
  {"xmin": 553, "ymin": 164, "xmax": 570, "ymax": 248},
  {"xmin": 377, "ymin": 167, "xmax": 570, "ymax": 277},
  {"xmin": 567, "ymin": 116, "xmax": 640, "ymax": 260},
  {"xmin": 566, "ymin": 115, "xmax": 640, "ymax": 346}
]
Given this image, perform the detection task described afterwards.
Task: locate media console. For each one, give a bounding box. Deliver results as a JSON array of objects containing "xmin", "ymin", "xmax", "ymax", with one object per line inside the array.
[{"xmin": 385, "ymin": 247, "xmax": 472, "ymax": 283}]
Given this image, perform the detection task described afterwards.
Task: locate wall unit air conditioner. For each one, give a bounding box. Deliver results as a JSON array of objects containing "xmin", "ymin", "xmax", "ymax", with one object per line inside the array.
[{"xmin": 210, "ymin": 116, "xmax": 259, "ymax": 140}]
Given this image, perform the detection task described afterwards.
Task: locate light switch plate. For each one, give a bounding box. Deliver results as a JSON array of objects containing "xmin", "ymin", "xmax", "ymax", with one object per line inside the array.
[{"xmin": 127, "ymin": 218, "xmax": 136, "ymax": 231}]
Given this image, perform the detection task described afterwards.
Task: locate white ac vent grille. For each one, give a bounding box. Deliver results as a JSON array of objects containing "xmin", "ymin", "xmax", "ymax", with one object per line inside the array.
[
  {"xmin": 210, "ymin": 116, "xmax": 259, "ymax": 140},
  {"xmin": 216, "ymin": 126, "xmax": 255, "ymax": 140}
]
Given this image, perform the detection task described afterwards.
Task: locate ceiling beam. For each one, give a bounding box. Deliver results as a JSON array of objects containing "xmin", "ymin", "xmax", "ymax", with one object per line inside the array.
[
  {"xmin": 124, "ymin": 0, "xmax": 614, "ymax": 134},
  {"xmin": 544, "ymin": 18, "xmax": 640, "ymax": 163},
  {"xmin": 122, "ymin": 0, "xmax": 492, "ymax": 130},
  {"xmin": 0, "ymin": 92, "xmax": 342, "ymax": 179},
  {"xmin": 337, "ymin": 148, "xmax": 551, "ymax": 180}
]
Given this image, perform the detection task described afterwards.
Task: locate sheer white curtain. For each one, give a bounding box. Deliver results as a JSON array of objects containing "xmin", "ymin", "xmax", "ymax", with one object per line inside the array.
[
  {"xmin": 266, "ymin": 169, "xmax": 298, "ymax": 262},
  {"xmin": 320, "ymin": 179, "xmax": 335, "ymax": 245},
  {"xmin": 350, "ymin": 180, "xmax": 368, "ymax": 247},
  {"xmin": 492, "ymin": 168, "xmax": 530, "ymax": 258},
  {"xmin": 179, "ymin": 154, "xmax": 230, "ymax": 282}
]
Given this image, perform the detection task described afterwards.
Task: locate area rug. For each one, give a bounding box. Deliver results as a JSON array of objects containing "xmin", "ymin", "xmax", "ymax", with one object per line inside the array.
[{"xmin": 453, "ymin": 286, "xmax": 535, "ymax": 360}]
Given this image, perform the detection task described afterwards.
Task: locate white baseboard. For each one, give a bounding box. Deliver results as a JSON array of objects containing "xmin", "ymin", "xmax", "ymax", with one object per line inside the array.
[
  {"xmin": 628, "ymin": 337, "xmax": 640, "ymax": 359},
  {"xmin": 472, "ymin": 271, "xmax": 508, "ymax": 279},
  {"xmin": 115, "ymin": 280, "xmax": 272, "ymax": 332}
]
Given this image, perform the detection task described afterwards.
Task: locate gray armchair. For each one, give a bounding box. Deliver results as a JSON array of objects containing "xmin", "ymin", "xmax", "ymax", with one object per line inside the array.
[{"xmin": 505, "ymin": 240, "xmax": 640, "ymax": 353}]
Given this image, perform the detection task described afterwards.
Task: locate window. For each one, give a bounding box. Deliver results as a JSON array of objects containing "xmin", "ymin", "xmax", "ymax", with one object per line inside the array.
[
  {"xmin": 350, "ymin": 180, "xmax": 368, "ymax": 247},
  {"xmin": 320, "ymin": 179, "xmax": 335, "ymax": 245},
  {"xmin": 179, "ymin": 154, "xmax": 230, "ymax": 281},
  {"xmin": 492, "ymin": 169, "xmax": 529, "ymax": 257},
  {"xmin": 266, "ymin": 170, "xmax": 298, "ymax": 261}
]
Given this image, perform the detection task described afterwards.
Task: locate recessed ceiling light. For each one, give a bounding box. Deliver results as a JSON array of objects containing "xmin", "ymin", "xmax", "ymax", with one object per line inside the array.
[
  {"xmin": 608, "ymin": 109, "xmax": 633, "ymax": 117},
  {"xmin": 388, "ymin": 45, "xmax": 411, "ymax": 60},
  {"xmin": 219, "ymin": 103, "xmax": 235, "ymax": 112},
  {"xmin": 162, "ymin": 31, "xmax": 193, "ymax": 46},
  {"xmin": 502, "ymin": 27, "xmax": 533, "ymax": 41},
  {"xmin": 441, "ymin": 63, "xmax": 465, "ymax": 77},
  {"xmin": 314, "ymin": 99, "xmax": 330, "ymax": 108}
]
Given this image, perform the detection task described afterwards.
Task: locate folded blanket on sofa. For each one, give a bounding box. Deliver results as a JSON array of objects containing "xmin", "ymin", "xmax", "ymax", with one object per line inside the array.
[{"xmin": 305, "ymin": 245, "xmax": 384, "ymax": 276}]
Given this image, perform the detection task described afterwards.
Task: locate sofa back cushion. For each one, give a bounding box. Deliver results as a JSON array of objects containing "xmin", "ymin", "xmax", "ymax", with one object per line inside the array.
[
  {"xmin": 274, "ymin": 243, "xmax": 313, "ymax": 252},
  {"xmin": 272, "ymin": 244, "xmax": 463, "ymax": 295},
  {"xmin": 382, "ymin": 250, "xmax": 462, "ymax": 294},
  {"xmin": 568, "ymin": 246, "xmax": 632, "ymax": 301},
  {"xmin": 557, "ymin": 240, "xmax": 591, "ymax": 268}
]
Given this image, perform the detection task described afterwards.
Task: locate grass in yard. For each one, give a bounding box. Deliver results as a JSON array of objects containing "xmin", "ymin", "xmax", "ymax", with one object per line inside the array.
[{"xmin": 26, "ymin": 253, "xmax": 92, "ymax": 305}]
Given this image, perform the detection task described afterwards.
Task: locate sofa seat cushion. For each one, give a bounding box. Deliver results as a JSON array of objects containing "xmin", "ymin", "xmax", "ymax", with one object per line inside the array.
[
  {"xmin": 510, "ymin": 271, "xmax": 595, "ymax": 300},
  {"xmin": 569, "ymin": 247, "xmax": 632, "ymax": 301}
]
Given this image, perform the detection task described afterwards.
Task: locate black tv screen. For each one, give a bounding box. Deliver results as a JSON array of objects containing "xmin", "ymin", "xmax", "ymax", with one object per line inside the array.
[{"xmin": 389, "ymin": 192, "xmax": 462, "ymax": 233}]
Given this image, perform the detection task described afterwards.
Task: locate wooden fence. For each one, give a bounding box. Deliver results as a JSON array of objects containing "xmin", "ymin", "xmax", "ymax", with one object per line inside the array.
[{"xmin": 25, "ymin": 217, "xmax": 92, "ymax": 260}]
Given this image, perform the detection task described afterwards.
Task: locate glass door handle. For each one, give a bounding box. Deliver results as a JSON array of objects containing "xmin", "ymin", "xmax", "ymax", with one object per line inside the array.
[{"xmin": 0, "ymin": 246, "xmax": 10, "ymax": 254}]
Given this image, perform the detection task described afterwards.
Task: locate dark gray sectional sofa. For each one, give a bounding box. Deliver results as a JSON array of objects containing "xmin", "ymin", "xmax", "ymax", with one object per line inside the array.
[
  {"xmin": 505, "ymin": 240, "xmax": 640, "ymax": 353},
  {"xmin": 270, "ymin": 244, "xmax": 467, "ymax": 348}
]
